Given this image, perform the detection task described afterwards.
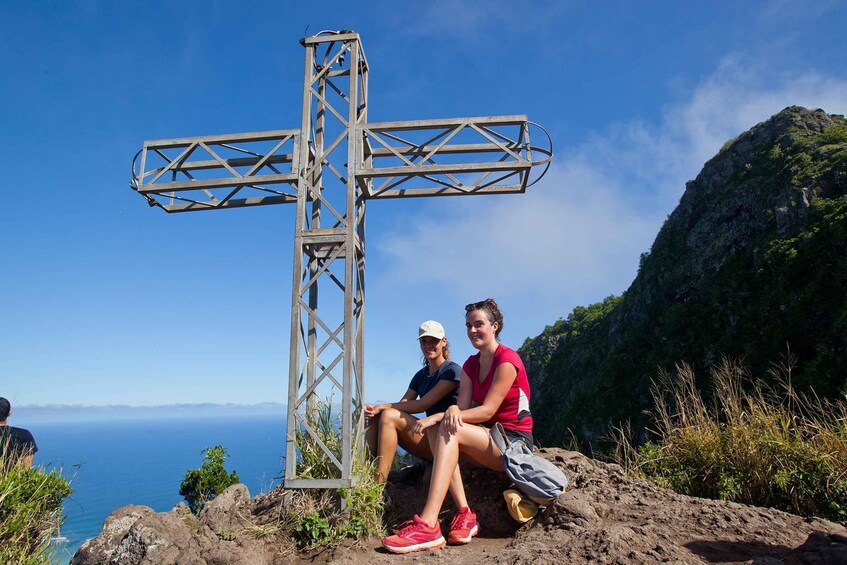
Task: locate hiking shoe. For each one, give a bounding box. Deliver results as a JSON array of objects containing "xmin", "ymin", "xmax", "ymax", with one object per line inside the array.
[
  {"xmin": 447, "ymin": 507, "xmax": 479, "ymax": 545},
  {"xmin": 381, "ymin": 515, "xmax": 445, "ymax": 554}
]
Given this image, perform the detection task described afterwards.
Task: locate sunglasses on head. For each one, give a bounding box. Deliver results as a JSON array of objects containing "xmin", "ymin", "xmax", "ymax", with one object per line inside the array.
[{"xmin": 465, "ymin": 300, "xmax": 489, "ymax": 312}]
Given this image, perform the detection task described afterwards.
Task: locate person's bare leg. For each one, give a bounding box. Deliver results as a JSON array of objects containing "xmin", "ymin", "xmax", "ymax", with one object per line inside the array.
[
  {"xmin": 365, "ymin": 415, "xmax": 380, "ymax": 459},
  {"xmin": 423, "ymin": 423, "xmax": 468, "ymax": 510},
  {"xmin": 419, "ymin": 423, "xmax": 502, "ymax": 526},
  {"xmin": 376, "ymin": 409, "xmax": 403, "ymax": 482}
]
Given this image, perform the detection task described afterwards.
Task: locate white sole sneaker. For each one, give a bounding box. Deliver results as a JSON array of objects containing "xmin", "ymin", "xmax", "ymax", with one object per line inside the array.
[
  {"xmin": 448, "ymin": 523, "xmax": 479, "ymax": 545},
  {"xmin": 382, "ymin": 535, "xmax": 446, "ymax": 554}
]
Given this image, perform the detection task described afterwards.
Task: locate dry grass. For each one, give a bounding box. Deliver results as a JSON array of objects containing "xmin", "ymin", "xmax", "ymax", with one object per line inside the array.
[{"xmin": 615, "ymin": 357, "xmax": 847, "ymax": 520}]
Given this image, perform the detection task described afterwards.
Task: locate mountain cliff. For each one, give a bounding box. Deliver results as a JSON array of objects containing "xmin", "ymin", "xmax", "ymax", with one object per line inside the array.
[{"xmin": 522, "ymin": 106, "xmax": 847, "ymax": 448}]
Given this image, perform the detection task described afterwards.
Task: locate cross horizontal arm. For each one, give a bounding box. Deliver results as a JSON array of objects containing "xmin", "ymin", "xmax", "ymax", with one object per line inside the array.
[
  {"xmin": 131, "ymin": 129, "xmax": 302, "ymax": 213},
  {"xmin": 355, "ymin": 116, "xmax": 551, "ymax": 198},
  {"xmin": 142, "ymin": 129, "xmax": 298, "ymax": 148},
  {"xmin": 161, "ymin": 194, "xmax": 297, "ymax": 212}
]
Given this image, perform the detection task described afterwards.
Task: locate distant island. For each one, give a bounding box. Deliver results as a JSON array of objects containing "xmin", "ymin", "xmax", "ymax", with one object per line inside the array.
[{"xmin": 16, "ymin": 402, "xmax": 287, "ymax": 423}]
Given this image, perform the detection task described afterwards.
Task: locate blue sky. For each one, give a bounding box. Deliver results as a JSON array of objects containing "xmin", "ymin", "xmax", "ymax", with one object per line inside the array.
[{"xmin": 3, "ymin": 1, "xmax": 846, "ymax": 408}]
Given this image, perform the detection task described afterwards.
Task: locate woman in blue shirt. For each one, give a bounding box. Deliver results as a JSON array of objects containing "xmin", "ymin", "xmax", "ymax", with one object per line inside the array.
[{"xmin": 364, "ymin": 320, "xmax": 462, "ymax": 483}]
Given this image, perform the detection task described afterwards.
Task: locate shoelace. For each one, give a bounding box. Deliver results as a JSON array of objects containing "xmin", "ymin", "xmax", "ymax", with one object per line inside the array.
[
  {"xmin": 394, "ymin": 519, "xmax": 419, "ymax": 535},
  {"xmin": 451, "ymin": 512, "xmax": 473, "ymax": 530}
]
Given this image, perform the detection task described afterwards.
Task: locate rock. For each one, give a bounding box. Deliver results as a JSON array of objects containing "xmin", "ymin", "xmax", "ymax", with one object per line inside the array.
[
  {"xmin": 72, "ymin": 505, "xmax": 155, "ymax": 564},
  {"xmin": 73, "ymin": 486, "xmax": 281, "ymax": 565},
  {"xmin": 199, "ymin": 483, "xmax": 252, "ymax": 534},
  {"xmin": 109, "ymin": 510, "xmax": 217, "ymax": 564}
]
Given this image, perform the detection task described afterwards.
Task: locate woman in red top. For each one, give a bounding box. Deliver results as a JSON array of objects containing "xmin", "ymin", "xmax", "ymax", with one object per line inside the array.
[{"xmin": 381, "ymin": 299, "xmax": 533, "ymax": 554}]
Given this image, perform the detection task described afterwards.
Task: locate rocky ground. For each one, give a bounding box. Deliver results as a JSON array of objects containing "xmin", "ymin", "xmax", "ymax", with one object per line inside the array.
[{"xmin": 72, "ymin": 449, "xmax": 847, "ymax": 564}]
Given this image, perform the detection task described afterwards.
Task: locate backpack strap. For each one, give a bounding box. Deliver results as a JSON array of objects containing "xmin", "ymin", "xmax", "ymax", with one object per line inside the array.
[{"xmin": 489, "ymin": 422, "xmax": 511, "ymax": 455}]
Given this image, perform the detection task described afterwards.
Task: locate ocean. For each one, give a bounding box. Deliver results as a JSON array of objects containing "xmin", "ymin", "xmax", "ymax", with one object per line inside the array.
[{"xmin": 30, "ymin": 410, "xmax": 287, "ymax": 564}]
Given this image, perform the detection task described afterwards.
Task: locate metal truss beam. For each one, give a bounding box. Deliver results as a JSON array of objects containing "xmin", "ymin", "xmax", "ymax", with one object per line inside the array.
[
  {"xmin": 131, "ymin": 130, "xmax": 300, "ymax": 213},
  {"xmin": 284, "ymin": 31, "xmax": 368, "ymax": 489},
  {"xmin": 356, "ymin": 116, "xmax": 551, "ymax": 199}
]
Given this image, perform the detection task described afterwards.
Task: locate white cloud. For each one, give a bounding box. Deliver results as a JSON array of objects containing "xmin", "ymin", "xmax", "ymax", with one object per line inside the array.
[
  {"xmin": 378, "ymin": 162, "xmax": 658, "ymax": 303},
  {"xmin": 374, "ymin": 61, "xmax": 847, "ymax": 338},
  {"xmin": 667, "ymin": 60, "xmax": 847, "ymax": 175}
]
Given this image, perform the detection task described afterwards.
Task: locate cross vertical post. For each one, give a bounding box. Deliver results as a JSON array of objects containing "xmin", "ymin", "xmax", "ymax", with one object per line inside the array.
[{"xmin": 285, "ymin": 32, "xmax": 369, "ymax": 488}]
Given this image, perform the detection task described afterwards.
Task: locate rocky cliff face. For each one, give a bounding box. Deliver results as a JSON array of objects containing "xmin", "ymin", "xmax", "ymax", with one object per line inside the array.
[{"xmin": 523, "ymin": 106, "xmax": 847, "ymax": 448}]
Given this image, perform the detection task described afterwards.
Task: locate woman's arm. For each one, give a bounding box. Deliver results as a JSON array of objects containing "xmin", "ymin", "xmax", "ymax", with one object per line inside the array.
[
  {"xmin": 364, "ymin": 388, "xmax": 417, "ymax": 418},
  {"xmin": 365, "ymin": 377, "xmax": 458, "ymax": 417},
  {"xmin": 415, "ymin": 364, "xmax": 516, "ymax": 434},
  {"xmin": 456, "ymin": 370, "xmax": 473, "ymax": 410},
  {"xmin": 393, "ymin": 379, "xmax": 458, "ymax": 414},
  {"xmin": 420, "ymin": 369, "xmax": 473, "ymax": 434}
]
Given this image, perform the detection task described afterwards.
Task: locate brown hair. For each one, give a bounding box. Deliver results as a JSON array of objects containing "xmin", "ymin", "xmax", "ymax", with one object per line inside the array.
[{"xmin": 465, "ymin": 298, "xmax": 504, "ymax": 339}]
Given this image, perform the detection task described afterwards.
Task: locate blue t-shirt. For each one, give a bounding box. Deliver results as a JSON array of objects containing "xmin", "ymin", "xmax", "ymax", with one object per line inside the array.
[{"xmin": 407, "ymin": 360, "xmax": 462, "ymax": 416}]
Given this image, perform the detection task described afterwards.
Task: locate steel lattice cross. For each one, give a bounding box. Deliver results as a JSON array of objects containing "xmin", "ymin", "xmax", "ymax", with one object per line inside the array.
[{"xmin": 131, "ymin": 31, "xmax": 552, "ymax": 489}]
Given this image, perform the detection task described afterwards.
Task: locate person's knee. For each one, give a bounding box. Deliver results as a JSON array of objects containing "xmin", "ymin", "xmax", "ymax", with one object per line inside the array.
[
  {"xmin": 379, "ymin": 407, "xmax": 403, "ymax": 426},
  {"xmin": 425, "ymin": 423, "xmax": 443, "ymax": 439},
  {"xmin": 429, "ymin": 421, "xmax": 459, "ymax": 445}
]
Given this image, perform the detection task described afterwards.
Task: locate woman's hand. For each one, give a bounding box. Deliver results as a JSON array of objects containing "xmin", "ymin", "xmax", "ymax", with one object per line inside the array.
[
  {"xmin": 364, "ymin": 404, "xmax": 375, "ymax": 419},
  {"xmin": 364, "ymin": 403, "xmax": 388, "ymax": 418},
  {"xmin": 413, "ymin": 413, "xmax": 442, "ymax": 435},
  {"xmin": 443, "ymin": 405, "xmax": 463, "ymax": 435},
  {"xmin": 364, "ymin": 404, "xmax": 387, "ymax": 427}
]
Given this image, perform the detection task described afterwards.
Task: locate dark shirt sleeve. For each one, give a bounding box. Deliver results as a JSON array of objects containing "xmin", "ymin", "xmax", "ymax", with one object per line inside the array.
[
  {"xmin": 21, "ymin": 429, "xmax": 37, "ymax": 454},
  {"xmin": 437, "ymin": 361, "xmax": 461, "ymax": 385}
]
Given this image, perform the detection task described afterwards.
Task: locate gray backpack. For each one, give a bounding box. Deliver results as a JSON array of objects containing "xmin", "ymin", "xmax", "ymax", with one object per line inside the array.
[{"xmin": 490, "ymin": 422, "xmax": 569, "ymax": 503}]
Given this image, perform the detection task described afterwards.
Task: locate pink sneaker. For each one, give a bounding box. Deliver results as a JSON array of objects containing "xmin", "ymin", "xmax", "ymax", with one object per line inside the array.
[
  {"xmin": 447, "ymin": 507, "xmax": 479, "ymax": 545},
  {"xmin": 381, "ymin": 515, "xmax": 446, "ymax": 554}
]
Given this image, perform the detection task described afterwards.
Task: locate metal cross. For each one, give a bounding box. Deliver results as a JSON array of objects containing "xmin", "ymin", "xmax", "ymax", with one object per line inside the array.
[{"xmin": 130, "ymin": 30, "xmax": 552, "ymax": 489}]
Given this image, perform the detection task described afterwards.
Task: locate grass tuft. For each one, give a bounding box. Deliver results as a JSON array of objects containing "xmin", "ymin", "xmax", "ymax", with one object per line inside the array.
[{"xmin": 0, "ymin": 441, "xmax": 72, "ymax": 564}]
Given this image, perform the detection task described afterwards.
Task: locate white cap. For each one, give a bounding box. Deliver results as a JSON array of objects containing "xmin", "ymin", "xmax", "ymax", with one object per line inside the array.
[{"xmin": 418, "ymin": 320, "xmax": 445, "ymax": 340}]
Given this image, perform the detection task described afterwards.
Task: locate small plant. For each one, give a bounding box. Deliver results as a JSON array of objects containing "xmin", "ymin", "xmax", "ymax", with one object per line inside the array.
[
  {"xmin": 0, "ymin": 442, "xmax": 72, "ymax": 565},
  {"xmin": 215, "ymin": 527, "xmax": 237, "ymax": 541},
  {"xmin": 615, "ymin": 357, "xmax": 847, "ymax": 521},
  {"xmin": 179, "ymin": 445, "xmax": 240, "ymax": 514},
  {"xmin": 295, "ymin": 511, "xmax": 332, "ymax": 546}
]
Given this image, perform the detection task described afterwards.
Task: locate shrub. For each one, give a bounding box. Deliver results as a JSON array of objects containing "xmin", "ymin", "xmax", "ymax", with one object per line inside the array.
[
  {"xmin": 616, "ymin": 357, "xmax": 847, "ymax": 521},
  {"xmin": 179, "ymin": 445, "xmax": 240, "ymax": 514},
  {"xmin": 0, "ymin": 444, "xmax": 72, "ymax": 565}
]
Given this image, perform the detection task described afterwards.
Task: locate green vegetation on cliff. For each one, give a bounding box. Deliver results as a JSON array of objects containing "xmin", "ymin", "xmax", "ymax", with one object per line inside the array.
[
  {"xmin": 180, "ymin": 445, "xmax": 240, "ymax": 514},
  {"xmin": 522, "ymin": 107, "xmax": 847, "ymax": 449}
]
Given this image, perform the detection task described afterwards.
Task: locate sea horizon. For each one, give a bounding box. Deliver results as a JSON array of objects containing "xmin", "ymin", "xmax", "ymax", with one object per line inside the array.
[{"xmin": 16, "ymin": 402, "xmax": 288, "ymax": 424}]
